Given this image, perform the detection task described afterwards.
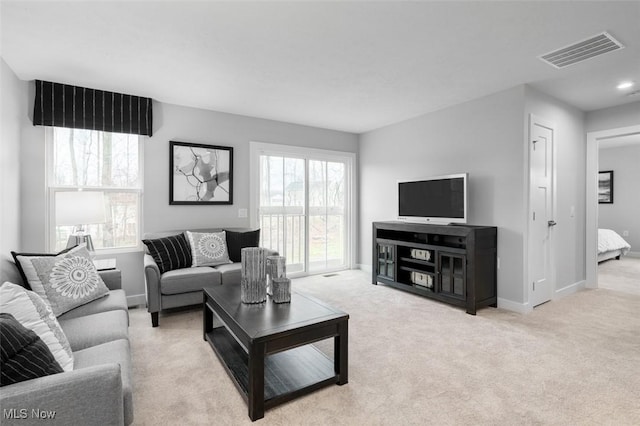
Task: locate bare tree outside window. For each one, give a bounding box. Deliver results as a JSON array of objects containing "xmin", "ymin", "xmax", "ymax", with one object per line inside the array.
[{"xmin": 50, "ymin": 128, "xmax": 142, "ymax": 251}]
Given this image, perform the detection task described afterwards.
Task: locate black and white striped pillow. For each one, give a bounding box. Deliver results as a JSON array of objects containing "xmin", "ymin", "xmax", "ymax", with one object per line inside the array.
[
  {"xmin": 0, "ymin": 313, "xmax": 63, "ymax": 387},
  {"xmin": 142, "ymin": 233, "xmax": 192, "ymax": 274}
]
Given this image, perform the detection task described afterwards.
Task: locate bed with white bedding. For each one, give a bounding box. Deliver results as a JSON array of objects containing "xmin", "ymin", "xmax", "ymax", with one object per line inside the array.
[{"xmin": 598, "ymin": 228, "xmax": 631, "ymax": 262}]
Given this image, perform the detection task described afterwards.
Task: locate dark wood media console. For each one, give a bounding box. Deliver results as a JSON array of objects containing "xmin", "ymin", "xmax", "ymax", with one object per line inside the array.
[{"xmin": 372, "ymin": 221, "xmax": 497, "ymax": 315}]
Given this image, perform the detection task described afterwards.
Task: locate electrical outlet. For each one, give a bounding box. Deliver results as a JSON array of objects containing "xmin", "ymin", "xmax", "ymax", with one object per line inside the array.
[
  {"xmin": 238, "ymin": 208, "xmax": 247, "ymax": 218},
  {"xmin": 623, "ymin": 230, "xmax": 629, "ymax": 237}
]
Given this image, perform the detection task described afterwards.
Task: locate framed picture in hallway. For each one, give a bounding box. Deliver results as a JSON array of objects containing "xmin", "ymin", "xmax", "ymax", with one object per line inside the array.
[
  {"xmin": 170, "ymin": 141, "xmax": 233, "ymax": 205},
  {"xmin": 598, "ymin": 170, "xmax": 613, "ymax": 204}
]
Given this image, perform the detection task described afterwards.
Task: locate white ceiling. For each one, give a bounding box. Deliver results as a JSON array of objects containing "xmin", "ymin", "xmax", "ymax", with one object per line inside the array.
[{"xmin": 1, "ymin": 1, "xmax": 639, "ymax": 134}]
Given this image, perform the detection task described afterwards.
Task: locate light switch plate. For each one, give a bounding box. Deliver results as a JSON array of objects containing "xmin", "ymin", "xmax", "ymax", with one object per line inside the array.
[{"xmin": 238, "ymin": 208, "xmax": 248, "ymax": 218}]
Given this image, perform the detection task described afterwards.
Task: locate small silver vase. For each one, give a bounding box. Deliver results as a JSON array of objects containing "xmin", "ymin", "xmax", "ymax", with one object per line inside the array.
[
  {"xmin": 266, "ymin": 255, "xmax": 286, "ymax": 296},
  {"xmin": 271, "ymin": 277, "xmax": 291, "ymax": 304}
]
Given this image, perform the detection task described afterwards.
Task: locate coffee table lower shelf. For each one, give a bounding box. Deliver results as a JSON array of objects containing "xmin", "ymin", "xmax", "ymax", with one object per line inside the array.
[{"xmin": 206, "ymin": 327, "xmax": 337, "ymax": 408}]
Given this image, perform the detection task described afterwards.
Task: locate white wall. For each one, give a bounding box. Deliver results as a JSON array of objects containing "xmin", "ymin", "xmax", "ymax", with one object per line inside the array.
[
  {"xmin": 19, "ymin": 83, "xmax": 46, "ymax": 252},
  {"xmin": 0, "ymin": 58, "xmax": 25, "ymax": 283},
  {"xmin": 359, "ymin": 84, "xmax": 587, "ymax": 310},
  {"xmin": 524, "ymin": 86, "xmax": 586, "ymax": 297},
  {"xmin": 585, "ymin": 102, "xmax": 640, "ymax": 133},
  {"xmin": 145, "ymin": 102, "xmax": 358, "ymax": 233},
  {"xmin": 598, "ymin": 144, "xmax": 640, "ymax": 251},
  {"xmin": 359, "ymin": 86, "xmax": 526, "ymax": 304}
]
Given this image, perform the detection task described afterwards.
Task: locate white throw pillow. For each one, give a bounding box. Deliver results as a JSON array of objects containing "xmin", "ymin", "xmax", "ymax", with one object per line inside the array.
[
  {"xmin": 14, "ymin": 245, "xmax": 109, "ymax": 317},
  {"xmin": 185, "ymin": 231, "xmax": 232, "ymax": 267},
  {"xmin": 0, "ymin": 282, "xmax": 74, "ymax": 371}
]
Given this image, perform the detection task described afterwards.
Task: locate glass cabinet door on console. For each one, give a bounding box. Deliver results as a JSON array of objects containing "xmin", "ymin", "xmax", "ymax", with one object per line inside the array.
[
  {"xmin": 377, "ymin": 243, "xmax": 395, "ymax": 280},
  {"xmin": 438, "ymin": 252, "xmax": 466, "ymax": 299}
]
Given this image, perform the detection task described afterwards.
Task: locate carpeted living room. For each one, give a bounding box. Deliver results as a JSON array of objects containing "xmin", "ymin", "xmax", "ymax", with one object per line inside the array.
[
  {"xmin": 129, "ymin": 268, "xmax": 640, "ymax": 425},
  {"xmin": 1, "ymin": 1, "xmax": 639, "ymax": 425}
]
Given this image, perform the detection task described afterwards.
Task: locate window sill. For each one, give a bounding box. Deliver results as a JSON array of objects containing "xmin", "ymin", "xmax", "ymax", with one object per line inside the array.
[{"xmin": 93, "ymin": 246, "xmax": 145, "ymax": 256}]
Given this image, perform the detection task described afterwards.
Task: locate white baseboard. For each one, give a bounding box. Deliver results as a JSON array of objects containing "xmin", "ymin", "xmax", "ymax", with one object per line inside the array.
[
  {"xmin": 627, "ymin": 251, "xmax": 640, "ymax": 258},
  {"xmin": 555, "ymin": 280, "xmax": 586, "ymax": 299},
  {"xmin": 357, "ymin": 264, "xmax": 372, "ymax": 274},
  {"xmin": 127, "ymin": 294, "xmax": 146, "ymax": 308},
  {"xmin": 497, "ymin": 297, "xmax": 531, "ymax": 314},
  {"xmin": 498, "ymin": 280, "xmax": 586, "ymax": 314}
]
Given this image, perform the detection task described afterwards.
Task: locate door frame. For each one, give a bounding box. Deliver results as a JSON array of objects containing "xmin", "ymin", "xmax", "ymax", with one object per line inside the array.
[
  {"xmin": 249, "ymin": 141, "xmax": 357, "ymax": 274},
  {"xmin": 526, "ymin": 114, "xmax": 557, "ymax": 309},
  {"xmin": 585, "ymin": 124, "xmax": 640, "ymax": 288}
]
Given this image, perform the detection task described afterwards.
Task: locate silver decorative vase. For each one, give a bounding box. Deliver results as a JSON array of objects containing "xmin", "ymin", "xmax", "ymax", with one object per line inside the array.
[
  {"xmin": 266, "ymin": 255, "xmax": 286, "ymax": 296},
  {"xmin": 271, "ymin": 277, "xmax": 291, "ymax": 304},
  {"xmin": 241, "ymin": 247, "xmax": 267, "ymax": 304}
]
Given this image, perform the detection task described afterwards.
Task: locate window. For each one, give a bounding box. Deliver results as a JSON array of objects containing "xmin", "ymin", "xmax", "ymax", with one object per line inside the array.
[{"xmin": 48, "ymin": 127, "xmax": 143, "ymax": 251}]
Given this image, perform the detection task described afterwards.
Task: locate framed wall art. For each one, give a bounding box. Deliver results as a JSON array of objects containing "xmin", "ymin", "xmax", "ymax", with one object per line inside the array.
[
  {"xmin": 598, "ymin": 170, "xmax": 613, "ymax": 204},
  {"xmin": 170, "ymin": 141, "xmax": 233, "ymax": 205}
]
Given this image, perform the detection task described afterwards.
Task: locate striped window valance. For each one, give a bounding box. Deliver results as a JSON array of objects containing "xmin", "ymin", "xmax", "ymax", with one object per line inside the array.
[{"xmin": 33, "ymin": 80, "xmax": 153, "ymax": 136}]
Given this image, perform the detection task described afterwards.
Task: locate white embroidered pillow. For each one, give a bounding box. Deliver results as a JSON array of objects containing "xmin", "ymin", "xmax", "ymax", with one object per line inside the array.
[
  {"xmin": 0, "ymin": 282, "xmax": 74, "ymax": 371},
  {"xmin": 185, "ymin": 231, "xmax": 232, "ymax": 267},
  {"xmin": 14, "ymin": 245, "xmax": 109, "ymax": 317}
]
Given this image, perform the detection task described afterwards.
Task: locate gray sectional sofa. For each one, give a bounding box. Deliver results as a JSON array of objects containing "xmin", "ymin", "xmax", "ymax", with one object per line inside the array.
[
  {"xmin": 1, "ymin": 269, "xmax": 133, "ymax": 426},
  {"xmin": 143, "ymin": 228, "xmax": 272, "ymax": 327}
]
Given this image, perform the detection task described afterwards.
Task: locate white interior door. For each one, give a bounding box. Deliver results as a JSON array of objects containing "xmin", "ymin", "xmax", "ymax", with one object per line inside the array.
[{"xmin": 529, "ymin": 116, "xmax": 555, "ymax": 307}]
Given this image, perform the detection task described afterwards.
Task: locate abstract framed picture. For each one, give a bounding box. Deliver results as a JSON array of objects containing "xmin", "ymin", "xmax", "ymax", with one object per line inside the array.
[
  {"xmin": 598, "ymin": 170, "xmax": 613, "ymax": 204},
  {"xmin": 170, "ymin": 141, "xmax": 233, "ymax": 205}
]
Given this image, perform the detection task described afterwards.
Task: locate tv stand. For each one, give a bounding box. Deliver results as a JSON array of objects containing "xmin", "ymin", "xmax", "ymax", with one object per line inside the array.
[{"xmin": 372, "ymin": 221, "xmax": 497, "ymax": 315}]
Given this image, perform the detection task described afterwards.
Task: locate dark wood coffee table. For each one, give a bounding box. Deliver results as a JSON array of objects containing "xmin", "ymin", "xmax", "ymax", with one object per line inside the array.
[{"xmin": 203, "ymin": 285, "xmax": 349, "ymax": 421}]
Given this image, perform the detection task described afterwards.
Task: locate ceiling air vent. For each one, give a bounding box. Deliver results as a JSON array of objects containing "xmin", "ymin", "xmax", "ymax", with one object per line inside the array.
[{"xmin": 539, "ymin": 32, "xmax": 624, "ymax": 69}]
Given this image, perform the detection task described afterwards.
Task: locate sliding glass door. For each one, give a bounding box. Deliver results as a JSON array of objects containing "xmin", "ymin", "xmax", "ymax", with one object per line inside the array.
[{"xmin": 251, "ymin": 143, "xmax": 355, "ymax": 276}]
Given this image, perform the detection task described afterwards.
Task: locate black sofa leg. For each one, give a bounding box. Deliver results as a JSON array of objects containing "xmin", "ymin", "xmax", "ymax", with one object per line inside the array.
[{"xmin": 151, "ymin": 312, "xmax": 159, "ymax": 327}]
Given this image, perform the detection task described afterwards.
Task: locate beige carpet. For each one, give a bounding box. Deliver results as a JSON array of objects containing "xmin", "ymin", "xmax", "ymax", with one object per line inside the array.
[
  {"xmin": 129, "ymin": 270, "xmax": 640, "ymax": 425},
  {"xmin": 598, "ymin": 256, "xmax": 640, "ymax": 296}
]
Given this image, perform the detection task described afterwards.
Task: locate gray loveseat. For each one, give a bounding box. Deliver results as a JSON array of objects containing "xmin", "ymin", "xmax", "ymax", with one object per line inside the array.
[
  {"xmin": 1, "ymin": 268, "xmax": 133, "ymax": 426},
  {"xmin": 143, "ymin": 228, "xmax": 272, "ymax": 327}
]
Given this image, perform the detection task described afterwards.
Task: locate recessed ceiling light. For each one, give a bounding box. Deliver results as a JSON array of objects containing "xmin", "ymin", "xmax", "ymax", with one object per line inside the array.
[{"xmin": 617, "ymin": 81, "xmax": 635, "ymax": 90}]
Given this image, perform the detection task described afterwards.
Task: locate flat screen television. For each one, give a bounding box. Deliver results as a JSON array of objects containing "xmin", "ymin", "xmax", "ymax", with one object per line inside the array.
[{"xmin": 397, "ymin": 173, "xmax": 468, "ymax": 224}]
